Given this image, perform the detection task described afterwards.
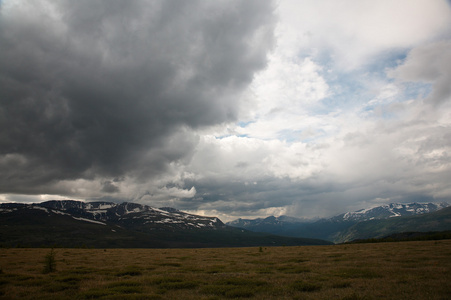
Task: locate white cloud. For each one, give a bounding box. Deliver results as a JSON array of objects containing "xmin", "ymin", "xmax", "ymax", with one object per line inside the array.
[
  {"xmin": 240, "ymin": 55, "xmax": 329, "ymax": 140},
  {"xmin": 388, "ymin": 40, "xmax": 451, "ymax": 106},
  {"xmin": 277, "ymin": 0, "xmax": 451, "ymax": 70}
]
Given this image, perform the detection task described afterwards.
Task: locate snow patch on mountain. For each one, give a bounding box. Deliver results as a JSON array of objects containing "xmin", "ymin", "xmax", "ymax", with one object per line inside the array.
[
  {"xmin": 72, "ymin": 217, "xmax": 107, "ymax": 225},
  {"xmin": 32, "ymin": 206, "xmax": 49, "ymax": 213},
  {"xmin": 338, "ymin": 202, "xmax": 450, "ymax": 222},
  {"xmin": 51, "ymin": 210, "xmax": 71, "ymax": 216}
]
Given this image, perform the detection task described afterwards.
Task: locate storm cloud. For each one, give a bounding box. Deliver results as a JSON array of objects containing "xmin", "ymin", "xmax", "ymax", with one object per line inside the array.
[{"xmin": 0, "ymin": 0, "xmax": 275, "ymax": 194}]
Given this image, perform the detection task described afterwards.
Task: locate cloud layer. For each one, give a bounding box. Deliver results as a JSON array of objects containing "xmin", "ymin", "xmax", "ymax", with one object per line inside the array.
[
  {"xmin": 1, "ymin": 0, "xmax": 451, "ymax": 221},
  {"xmin": 0, "ymin": 0, "xmax": 274, "ymax": 196}
]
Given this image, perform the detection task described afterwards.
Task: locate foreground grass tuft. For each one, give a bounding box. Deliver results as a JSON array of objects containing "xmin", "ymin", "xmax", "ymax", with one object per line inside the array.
[
  {"xmin": 200, "ymin": 277, "xmax": 268, "ymax": 298},
  {"xmin": 116, "ymin": 265, "xmax": 143, "ymax": 277},
  {"xmin": 291, "ymin": 280, "xmax": 322, "ymax": 292},
  {"xmin": 332, "ymin": 281, "xmax": 352, "ymax": 289},
  {"xmin": 201, "ymin": 284, "xmax": 257, "ymax": 298}
]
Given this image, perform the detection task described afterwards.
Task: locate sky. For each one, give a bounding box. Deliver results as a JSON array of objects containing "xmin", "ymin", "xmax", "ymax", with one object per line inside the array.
[{"xmin": 1, "ymin": 0, "xmax": 451, "ymax": 222}]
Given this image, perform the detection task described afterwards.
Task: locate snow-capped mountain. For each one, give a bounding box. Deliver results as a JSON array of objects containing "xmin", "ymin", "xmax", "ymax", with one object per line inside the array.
[
  {"xmin": 227, "ymin": 202, "xmax": 450, "ymax": 243},
  {"xmin": 228, "ymin": 202, "xmax": 450, "ymax": 228},
  {"xmin": 0, "ymin": 200, "xmax": 333, "ymax": 248},
  {"xmin": 330, "ymin": 202, "xmax": 450, "ymax": 222},
  {"xmin": 1, "ymin": 200, "xmax": 225, "ymax": 230}
]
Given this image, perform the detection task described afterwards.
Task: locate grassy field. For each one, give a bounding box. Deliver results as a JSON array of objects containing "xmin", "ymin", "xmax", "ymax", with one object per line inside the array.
[{"xmin": 0, "ymin": 240, "xmax": 450, "ymax": 299}]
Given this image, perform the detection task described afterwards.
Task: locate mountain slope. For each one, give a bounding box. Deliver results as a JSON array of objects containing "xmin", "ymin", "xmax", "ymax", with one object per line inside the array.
[
  {"xmin": 334, "ymin": 206, "xmax": 451, "ymax": 243},
  {"xmin": 227, "ymin": 202, "xmax": 450, "ymax": 242},
  {"xmin": 0, "ymin": 201, "xmax": 332, "ymax": 248},
  {"xmin": 35, "ymin": 200, "xmax": 225, "ymax": 231},
  {"xmin": 330, "ymin": 202, "xmax": 449, "ymax": 222}
]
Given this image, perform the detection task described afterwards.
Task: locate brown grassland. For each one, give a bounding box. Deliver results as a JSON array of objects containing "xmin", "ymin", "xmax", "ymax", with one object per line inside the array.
[{"xmin": 0, "ymin": 240, "xmax": 450, "ymax": 299}]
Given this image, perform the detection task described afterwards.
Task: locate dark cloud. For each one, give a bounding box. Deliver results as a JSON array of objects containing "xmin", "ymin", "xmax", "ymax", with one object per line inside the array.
[
  {"xmin": 0, "ymin": 0, "xmax": 275, "ymax": 194},
  {"xmin": 101, "ymin": 181, "xmax": 120, "ymax": 194}
]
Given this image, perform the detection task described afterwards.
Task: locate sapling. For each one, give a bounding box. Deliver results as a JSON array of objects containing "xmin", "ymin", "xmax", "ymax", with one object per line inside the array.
[{"xmin": 43, "ymin": 249, "xmax": 56, "ymax": 273}]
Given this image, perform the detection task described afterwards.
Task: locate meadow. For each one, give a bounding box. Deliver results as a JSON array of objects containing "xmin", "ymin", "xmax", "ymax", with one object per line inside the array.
[{"xmin": 0, "ymin": 240, "xmax": 450, "ymax": 299}]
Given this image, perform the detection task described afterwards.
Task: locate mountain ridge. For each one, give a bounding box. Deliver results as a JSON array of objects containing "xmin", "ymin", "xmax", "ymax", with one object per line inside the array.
[
  {"xmin": 226, "ymin": 202, "xmax": 450, "ymax": 243},
  {"xmin": 34, "ymin": 200, "xmax": 225, "ymax": 231},
  {"xmin": 0, "ymin": 200, "xmax": 332, "ymax": 248},
  {"xmin": 333, "ymin": 206, "xmax": 451, "ymax": 243},
  {"xmin": 331, "ymin": 202, "xmax": 449, "ymax": 222}
]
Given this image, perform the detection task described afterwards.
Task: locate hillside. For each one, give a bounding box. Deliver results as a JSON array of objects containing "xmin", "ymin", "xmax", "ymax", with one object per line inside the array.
[
  {"xmin": 334, "ymin": 206, "xmax": 451, "ymax": 243},
  {"xmin": 227, "ymin": 202, "xmax": 450, "ymax": 243},
  {"xmin": 0, "ymin": 200, "xmax": 332, "ymax": 248}
]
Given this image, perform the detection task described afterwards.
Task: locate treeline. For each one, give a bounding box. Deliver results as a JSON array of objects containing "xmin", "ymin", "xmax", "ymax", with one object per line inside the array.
[{"xmin": 346, "ymin": 230, "xmax": 451, "ymax": 244}]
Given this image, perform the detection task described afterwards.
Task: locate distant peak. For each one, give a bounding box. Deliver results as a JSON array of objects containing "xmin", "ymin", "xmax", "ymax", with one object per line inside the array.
[{"xmin": 338, "ymin": 202, "xmax": 449, "ymax": 222}]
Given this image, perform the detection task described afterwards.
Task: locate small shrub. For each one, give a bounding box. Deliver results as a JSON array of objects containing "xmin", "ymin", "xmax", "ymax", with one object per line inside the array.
[{"xmin": 42, "ymin": 249, "xmax": 56, "ymax": 274}]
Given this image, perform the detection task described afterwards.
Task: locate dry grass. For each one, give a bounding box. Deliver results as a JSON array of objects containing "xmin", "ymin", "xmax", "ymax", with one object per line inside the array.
[{"xmin": 0, "ymin": 240, "xmax": 450, "ymax": 299}]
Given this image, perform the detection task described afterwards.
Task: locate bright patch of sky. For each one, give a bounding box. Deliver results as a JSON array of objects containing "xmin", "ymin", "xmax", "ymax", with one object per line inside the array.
[{"xmin": 231, "ymin": 0, "xmax": 449, "ymax": 144}]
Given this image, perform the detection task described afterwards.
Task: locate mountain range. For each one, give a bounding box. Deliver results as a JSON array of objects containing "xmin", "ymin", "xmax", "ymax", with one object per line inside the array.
[
  {"xmin": 2, "ymin": 200, "xmax": 449, "ymax": 247},
  {"xmin": 0, "ymin": 200, "xmax": 331, "ymax": 248},
  {"xmin": 227, "ymin": 202, "xmax": 451, "ymax": 243}
]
